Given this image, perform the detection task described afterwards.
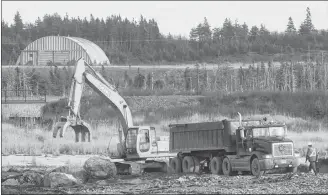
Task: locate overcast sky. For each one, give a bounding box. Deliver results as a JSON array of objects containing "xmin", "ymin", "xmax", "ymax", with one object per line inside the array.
[{"xmin": 2, "ymin": 1, "xmax": 328, "ymax": 37}]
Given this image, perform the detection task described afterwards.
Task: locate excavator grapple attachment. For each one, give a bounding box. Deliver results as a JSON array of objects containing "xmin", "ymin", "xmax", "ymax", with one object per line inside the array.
[
  {"xmin": 52, "ymin": 120, "xmax": 92, "ymax": 142},
  {"xmin": 71, "ymin": 123, "xmax": 92, "ymax": 142}
]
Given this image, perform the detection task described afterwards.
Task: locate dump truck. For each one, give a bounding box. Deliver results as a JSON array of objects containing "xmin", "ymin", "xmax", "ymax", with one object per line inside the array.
[{"xmin": 168, "ymin": 113, "xmax": 300, "ymax": 177}]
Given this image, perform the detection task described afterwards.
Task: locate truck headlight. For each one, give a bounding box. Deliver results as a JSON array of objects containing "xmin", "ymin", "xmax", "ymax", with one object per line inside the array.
[{"xmin": 262, "ymin": 154, "xmax": 273, "ymax": 159}]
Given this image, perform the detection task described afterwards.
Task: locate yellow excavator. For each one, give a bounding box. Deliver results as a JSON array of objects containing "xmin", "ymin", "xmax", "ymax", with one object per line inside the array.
[{"xmin": 52, "ymin": 58, "xmax": 175, "ymax": 174}]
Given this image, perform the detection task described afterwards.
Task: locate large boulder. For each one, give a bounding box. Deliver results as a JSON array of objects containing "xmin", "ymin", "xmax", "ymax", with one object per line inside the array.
[
  {"xmin": 83, "ymin": 157, "xmax": 117, "ymax": 181},
  {"xmin": 43, "ymin": 172, "xmax": 78, "ymax": 188}
]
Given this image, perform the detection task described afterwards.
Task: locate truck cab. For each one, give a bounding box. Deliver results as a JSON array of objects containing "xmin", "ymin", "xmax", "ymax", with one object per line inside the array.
[{"xmin": 234, "ymin": 123, "xmax": 300, "ymax": 176}]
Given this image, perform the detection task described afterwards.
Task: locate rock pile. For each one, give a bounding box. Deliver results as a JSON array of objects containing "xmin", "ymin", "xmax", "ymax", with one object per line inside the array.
[{"xmin": 1, "ymin": 156, "xmax": 117, "ymax": 188}]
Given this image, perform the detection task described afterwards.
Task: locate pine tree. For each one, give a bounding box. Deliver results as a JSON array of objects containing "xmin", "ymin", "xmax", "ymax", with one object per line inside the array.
[
  {"xmin": 299, "ymin": 7, "xmax": 315, "ymax": 35},
  {"xmin": 259, "ymin": 24, "xmax": 269, "ymax": 36},
  {"xmin": 286, "ymin": 17, "xmax": 296, "ymax": 33},
  {"xmin": 249, "ymin": 26, "xmax": 259, "ymax": 42},
  {"xmin": 199, "ymin": 17, "xmax": 212, "ymax": 43},
  {"xmin": 13, "ymin": 11, "xmax": 24, "ymax": 36}
]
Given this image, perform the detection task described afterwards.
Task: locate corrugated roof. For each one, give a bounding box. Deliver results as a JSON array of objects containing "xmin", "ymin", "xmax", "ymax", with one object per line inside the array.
[{"xmin": 16, "ymin": 36, "xmax": 110, "ymax": 65}]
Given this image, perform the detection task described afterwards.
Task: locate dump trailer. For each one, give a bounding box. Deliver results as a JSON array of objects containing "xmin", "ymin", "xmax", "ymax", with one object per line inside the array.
[{"xmin": 168, "ymin": 114, "xmax": 300, "ymax": 177}]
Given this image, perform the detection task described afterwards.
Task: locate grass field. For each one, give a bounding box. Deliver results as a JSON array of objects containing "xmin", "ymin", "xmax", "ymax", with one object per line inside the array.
[
  {"xmin": 2, "ymin": 91, "xmax": 328, "ymax": 157},
  {"xmin": 2, "ymin": 112, "xmax": 328, "ymax": 157}
]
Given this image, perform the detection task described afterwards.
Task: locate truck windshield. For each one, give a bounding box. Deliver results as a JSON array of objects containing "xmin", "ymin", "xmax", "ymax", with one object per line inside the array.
[{"xmin": 252, "ymin": 126, "xmax": 286, "ymax": 138}]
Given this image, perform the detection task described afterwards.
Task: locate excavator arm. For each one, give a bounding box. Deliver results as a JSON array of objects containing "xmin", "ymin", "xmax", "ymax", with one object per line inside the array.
[{"xmin": 53, "ymin": 58, "xmax": 133, "ymax": 145}]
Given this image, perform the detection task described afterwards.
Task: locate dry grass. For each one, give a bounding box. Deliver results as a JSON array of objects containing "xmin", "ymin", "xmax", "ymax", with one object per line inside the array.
[
  {"xmin": 2, "ymin": 113, "xmax": 328, "ymax": 157},
  {"xmin": 1, "ymin": 123, "xmax": 119, "ymax": 156}
]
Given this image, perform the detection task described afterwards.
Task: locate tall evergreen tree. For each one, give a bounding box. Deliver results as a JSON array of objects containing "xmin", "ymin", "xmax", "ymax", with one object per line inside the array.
[
  {"xmin": 286, "ymin": 17, "xmax": 296, "ymax": 33},
  {"xmin": 299, "ymin": 7, "xmax": 315, "ymax": 35},
  {"xmin": 13, "ymin": 11, "xmax": 24, "ymax": 36}
]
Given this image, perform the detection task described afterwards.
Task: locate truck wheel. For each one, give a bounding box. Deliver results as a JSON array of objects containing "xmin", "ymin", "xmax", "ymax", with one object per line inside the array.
[
  {"xmin": 170, "ymin": 157, "xmax": 182, "ymax": 173},
  {"xmin": 251, "ymin": 158, "xmax": 264, "ymax": 177},
  {"xmin": 182, "ymin": 156, "xmax": 195, "ymax": 173},
  {"xmin": 222, "ymin": 157, "xmax": 233, "ymax": 176},
  {"xmin": 192, "ymin": 156, "xmax": 200, "ymax": 173},
  {"xmin": 210, "ymin": 157, "xmax": 223, "ymax": 175}
]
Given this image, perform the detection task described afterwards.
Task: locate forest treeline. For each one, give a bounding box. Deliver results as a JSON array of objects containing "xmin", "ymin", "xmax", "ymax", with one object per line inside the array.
[
  {"xmin": 2, "ymin": 7, "xmax": 328, "ymax": 64},
  {"xmin": 2, "ymin": 60, "xmax": 327, "ymax": 98}
]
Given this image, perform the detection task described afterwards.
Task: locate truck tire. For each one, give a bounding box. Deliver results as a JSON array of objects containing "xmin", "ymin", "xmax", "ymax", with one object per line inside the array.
[
  {"xmin": 251, "ymin": 158, "xmax": 264, "ymax": 177},
  {"xmin": 210, "ymin": 157, "xmax": 223, "ymax": 175},
  {"xmin": 192, "ymin": 156, "xmax": 200, "ymax": 173},
  {"xmin": 222, "ymin": 157, "xmax": 233, "ymax": 176},
  {"xmin": 182, "ymin": 156, "xmax": 195, "ymax": 173},
  {"xmin": 170, "ymin": 157, "xmax": 182, "ymax": 173}
]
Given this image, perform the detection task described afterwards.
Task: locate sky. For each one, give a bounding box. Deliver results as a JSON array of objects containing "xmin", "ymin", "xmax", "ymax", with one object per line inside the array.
[{"xmin": 2, "ymin": 1, "xmax": 328, "ymax": 37}]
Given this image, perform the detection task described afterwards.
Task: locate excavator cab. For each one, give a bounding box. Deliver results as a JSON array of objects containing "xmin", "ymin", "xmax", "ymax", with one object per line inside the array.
[{"xmin": 124, "ymin": 126, "xmax": 158, "ymax": 159}]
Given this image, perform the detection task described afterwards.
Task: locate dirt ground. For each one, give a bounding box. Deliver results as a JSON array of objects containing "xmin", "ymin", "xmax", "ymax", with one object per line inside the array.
[
  {"xmin": 2, "ymin": 155, "xmax": 328, "ymax": 194},
  {"xmin": 2, "ymin": 172, "xmax": 328, "ymax": 194}
]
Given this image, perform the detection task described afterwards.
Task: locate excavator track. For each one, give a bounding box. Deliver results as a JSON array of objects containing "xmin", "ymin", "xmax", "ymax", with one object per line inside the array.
[{"xmin": 114, "ymin": 161, "xmax": 169, "ymax": 175}]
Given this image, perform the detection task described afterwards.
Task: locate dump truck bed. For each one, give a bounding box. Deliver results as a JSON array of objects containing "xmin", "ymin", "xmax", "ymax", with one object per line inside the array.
[{"xmin": 169, "ymin": 121, "xmax": 226, "ymax": 152}]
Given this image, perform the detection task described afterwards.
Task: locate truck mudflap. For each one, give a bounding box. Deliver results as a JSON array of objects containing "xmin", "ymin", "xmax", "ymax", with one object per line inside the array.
[{"xmin": 259, "ymin": 157, "xmax": 300, "ymax": 170}]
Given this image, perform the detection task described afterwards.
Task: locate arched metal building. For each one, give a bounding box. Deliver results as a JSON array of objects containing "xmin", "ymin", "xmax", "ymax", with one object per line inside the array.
[{"xmin": 16, "ymin": 36, "xmax": 110, "ymax": 66}]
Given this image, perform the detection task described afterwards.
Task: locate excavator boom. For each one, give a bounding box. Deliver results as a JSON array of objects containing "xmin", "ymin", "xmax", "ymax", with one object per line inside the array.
[{"xmin": 53, "ymin": 58, "xmax": 133, "ymax": 144}]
